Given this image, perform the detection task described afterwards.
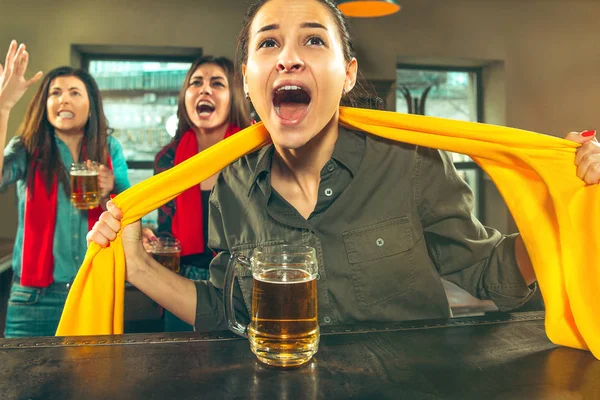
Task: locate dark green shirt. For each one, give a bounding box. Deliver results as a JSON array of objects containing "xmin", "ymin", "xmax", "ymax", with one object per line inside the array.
[{"xmin": 194, "ymin": 126, "xmax": 533, "ymax": 331}]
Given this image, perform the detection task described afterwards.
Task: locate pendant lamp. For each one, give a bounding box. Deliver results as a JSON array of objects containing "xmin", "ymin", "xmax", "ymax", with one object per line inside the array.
[{"xmin": 337, "ymin": 0, "xmax": 401, "ymax": 18}]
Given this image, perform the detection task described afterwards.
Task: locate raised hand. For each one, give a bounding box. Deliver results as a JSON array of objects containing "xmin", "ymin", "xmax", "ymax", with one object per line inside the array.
[{"xmin": 0, "ymin": 40, "xmax": 43, "ymax": 112}]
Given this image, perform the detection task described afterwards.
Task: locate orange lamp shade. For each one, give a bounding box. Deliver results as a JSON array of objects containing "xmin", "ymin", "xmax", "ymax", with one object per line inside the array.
[{"xmin": 337, "ymin": 0, "xmax": 401, "ymax": 18}]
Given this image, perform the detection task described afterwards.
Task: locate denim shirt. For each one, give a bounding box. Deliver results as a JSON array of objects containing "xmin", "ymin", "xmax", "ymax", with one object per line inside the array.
[
  {"xmin": 1, "ymin": 135, "xmax": 130, "ymax": 283},
  {"xmin": 193, "ymin": 126, "xmax": 533, "ymax": 331}
]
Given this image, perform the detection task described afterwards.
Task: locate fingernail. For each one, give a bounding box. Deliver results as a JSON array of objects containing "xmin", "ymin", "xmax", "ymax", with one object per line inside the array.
[{"xmin": 581, "ymin": 130, "xmax": 596, "ymax": 137}]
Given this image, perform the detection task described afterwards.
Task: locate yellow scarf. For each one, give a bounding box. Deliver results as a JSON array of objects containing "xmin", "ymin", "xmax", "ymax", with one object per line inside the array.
[{"xmin": 57, "ymin": 107, "xmax": 600, "ymax": 360}]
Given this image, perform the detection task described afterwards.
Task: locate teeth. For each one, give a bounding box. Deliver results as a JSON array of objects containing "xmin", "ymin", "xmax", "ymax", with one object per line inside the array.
[
  {"xmin": 197, "ymin": 101, "xmax": 215, "ymax": 115},
  {"xmin": 58, "ymin": 111, "xmax": 74, "ymax": 118},
  {"xmin": 277, "ymin": 85, "xmax": 302, "ymax": 92}
]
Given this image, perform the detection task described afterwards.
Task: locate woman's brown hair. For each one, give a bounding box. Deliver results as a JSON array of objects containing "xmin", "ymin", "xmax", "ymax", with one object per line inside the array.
[
  {"xmin": 19, "ymin": 66, "xmax": 110, "ymax": 194},
  {"xmin": 173, "ymin": 56, "xmax": 251, "ymax": 141}
]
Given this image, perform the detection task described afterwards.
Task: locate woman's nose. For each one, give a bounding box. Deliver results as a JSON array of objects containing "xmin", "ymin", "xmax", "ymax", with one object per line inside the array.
[
  {"xmin": 277, "ymin": 59, "xmax": 304, "ymax": 72},
  {"xmin": 277, "ymin": 46, "xmax": 305, "ymax": 72},
  {"xmin": 199, "ymin": 84, "xmax": 212, "ymax": 95}
]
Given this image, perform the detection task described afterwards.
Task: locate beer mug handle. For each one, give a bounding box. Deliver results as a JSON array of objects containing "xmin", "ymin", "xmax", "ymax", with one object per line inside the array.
[{"xmin": 224, "ymin": 254, "xmax": 251, "ymax": 338}]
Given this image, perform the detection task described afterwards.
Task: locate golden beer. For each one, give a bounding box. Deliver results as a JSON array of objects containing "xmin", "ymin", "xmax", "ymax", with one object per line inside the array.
[
  {"xmin": 151, "ymin": 237, "xmax": 182, "ymax": 273},
  {"xmin": 70, "ymin": 170, "xmax": 99, "ymax": 210},
  {"xmin": 152, "ymin": 250, "xmax": 181, "ymax": 274},
  {"xmin": 248, "ymin": 268, "xmax": 319, "ymax": 367}
]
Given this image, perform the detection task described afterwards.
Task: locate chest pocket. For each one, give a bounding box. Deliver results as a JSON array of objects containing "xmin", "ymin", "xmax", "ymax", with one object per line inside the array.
[
  {"xmin": 343, "ymin": 216, "xmax": 414, "ymax": 309},
  {"xmin": 230, "ymin": 239, "xmax": 286, "ymax": 312}
]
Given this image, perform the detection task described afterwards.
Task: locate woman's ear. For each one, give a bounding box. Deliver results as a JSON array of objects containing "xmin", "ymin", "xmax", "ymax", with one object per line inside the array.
[{"xmin": 344, "ymin": 58, "xmax": 358, "ymax": 93}]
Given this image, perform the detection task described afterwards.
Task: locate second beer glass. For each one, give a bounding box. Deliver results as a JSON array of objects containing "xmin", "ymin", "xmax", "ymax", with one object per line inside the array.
[
  {"xmin": 151, "ymin": 237, "xmax": 181, "ymax": 274},
  {"xmin": 224, "ymin": 245, "xmax": 320, "ymax": 368}
]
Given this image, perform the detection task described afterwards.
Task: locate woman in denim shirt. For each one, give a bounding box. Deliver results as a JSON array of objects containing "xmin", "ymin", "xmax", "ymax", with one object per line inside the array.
[{"xmin": 0, "ymin": 41, "xmax": 130, "ymax": 337}]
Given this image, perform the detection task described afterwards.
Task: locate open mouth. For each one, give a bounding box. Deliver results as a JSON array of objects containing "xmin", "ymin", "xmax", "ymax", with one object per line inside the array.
[
  {"xmin": 273, "ymin": 85, "xmax": 311, "ymax": 122},
  {"xmin": 196, "ymin": 101, "xmax": 215, "ymax": 116},
  {"xmin": 58, "ymin": 111, "xmax": 75, "ymax": 118}
]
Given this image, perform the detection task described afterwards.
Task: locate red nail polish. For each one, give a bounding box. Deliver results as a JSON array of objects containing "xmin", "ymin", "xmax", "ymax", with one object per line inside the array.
[{"xmin": 581, "ymin": 130, "xmax": 596, "ymax": 137}]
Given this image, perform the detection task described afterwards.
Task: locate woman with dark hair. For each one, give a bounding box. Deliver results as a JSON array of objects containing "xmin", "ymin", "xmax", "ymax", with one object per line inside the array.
[
  {"xmin": 153, "ymin": 55, "xmax": 250, "ymax": 331},
  {"xmin": 0, "ymin": 41, "xmax": 130, "ymax": 337},
  {"xmin": 88, "ymin": 0, "xmax": 600, "ymax": 332}
]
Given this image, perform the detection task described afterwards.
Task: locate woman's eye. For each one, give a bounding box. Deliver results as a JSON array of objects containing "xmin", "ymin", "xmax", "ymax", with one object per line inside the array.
[
  {"xmin": 214, "ymin": 82, "xmax": 225, "ymax": 88},
  {"xmin": 258, "ymin": 38, "xmax": 277, "ymax": 49},
  {"xmin": 72, "ymin": 91, "xmax": 81, "ymax": 97},
  {"xmin": 306, "ymin": 36, "xmax": 325, "ymax": 46},
  {"xmin": 190, "ymin": 80, "xmax": 202, "ymax": 87}
]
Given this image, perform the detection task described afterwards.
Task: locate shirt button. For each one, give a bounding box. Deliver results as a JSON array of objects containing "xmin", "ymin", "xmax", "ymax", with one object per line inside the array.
[
  {"xmin": 73, "ymin": 234, "xmax": 78, "ymax": 239},
  {"xmin": 323, "ymin": 316, "xmax": 332, "ymax": 324},
  {"xmin": 326, "ymin": 163, "xmax": 335, "ymax": 172},
  {"xmin": 324, "ymin": 188, "xmax": 333, "ymax": 197},
  {"xmin": 376, "ymin": 238, "xmax": 385, "ymax": 247}
]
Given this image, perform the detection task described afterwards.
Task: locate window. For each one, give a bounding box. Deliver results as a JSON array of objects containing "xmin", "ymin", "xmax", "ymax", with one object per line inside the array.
[
  {"xmin": 86, "ymin": 56, "xmax": 196, "ymax": 228},
  {"xmin": 396, "ymin": 65, "xmax": 484, "ymax": 220},
  {"xmin": 396, "ymin": 68, "xmax": 480, "ymax": 124},
  {"xmin": 88, "ymin": 60, "xmax": 192, "ymax": 164}
]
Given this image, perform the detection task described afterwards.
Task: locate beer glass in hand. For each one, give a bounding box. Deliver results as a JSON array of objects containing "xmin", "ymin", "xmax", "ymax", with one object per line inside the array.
[
  {"xmin": 70, "ymin": 161, "xmax": 100, "ymax": 210},
  {"xmin": 224, "ymin": 245, "xmax": 320, "ymax": 368},
  {"xmin": 151, "ymin": 236, "xmax": 181, "ymax": 274}
]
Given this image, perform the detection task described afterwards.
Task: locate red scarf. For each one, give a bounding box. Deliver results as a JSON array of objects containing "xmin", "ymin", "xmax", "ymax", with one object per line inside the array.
[
  {"xmin": 21, "ymin": 154, "xmax": 112, "ymax": 287},
  {"xmin": 172, "ymin": 125, "xmax": 240, "ymax": 256}
]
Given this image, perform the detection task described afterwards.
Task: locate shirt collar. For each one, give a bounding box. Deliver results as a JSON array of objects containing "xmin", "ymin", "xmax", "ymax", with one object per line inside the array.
[
  {"xmin": 247, "ymin": 125, "xmax": 365, "ymax": 197},
  {"xmin": 331, "ymin": 126, "xmax": 365, "ymax": 177},
  {"xmin": 248, "ymin": 144, "xmax": 275, "ymax": 197}
]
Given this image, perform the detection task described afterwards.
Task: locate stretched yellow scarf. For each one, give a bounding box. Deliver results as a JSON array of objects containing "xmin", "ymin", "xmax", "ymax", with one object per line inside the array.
[{"xmin": 57, "ymin": 107, "xmax": 600, "ymax": 360}]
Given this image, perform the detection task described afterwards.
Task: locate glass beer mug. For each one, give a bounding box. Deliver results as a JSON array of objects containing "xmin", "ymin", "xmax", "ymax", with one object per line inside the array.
[
  {"xmin": 151, "ymin": 236, "xmax": 181, "ymax": 274},
  {"xmin": 224, "ymin": 245, "xmax": 320, "ymax": 368},
  {"xmin": 70, "ymin": 161, "xmax": 100, "ymax": 210}
]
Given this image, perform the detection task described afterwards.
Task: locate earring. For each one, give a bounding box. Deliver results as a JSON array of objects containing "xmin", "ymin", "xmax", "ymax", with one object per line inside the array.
[
  {"xmin": 342, "ymin": 88, "xmax": 347, "ymax": 96},
  {"xmin": 245, "ymin": 92, "xmax": 250, "ymax": 101}
]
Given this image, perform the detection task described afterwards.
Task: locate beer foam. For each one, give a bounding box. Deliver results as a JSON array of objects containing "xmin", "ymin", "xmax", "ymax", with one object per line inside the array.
[
  {"xmin": 70, "ymin": 170, "xmax": 99, "ymax": 176},
  {"xmin": 152, "ymin": 249, "xmax": 180, "ymax": 254},
  {"xmin": 254, "ymin": 268, "xmax": 315, "ymax": 284}
]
